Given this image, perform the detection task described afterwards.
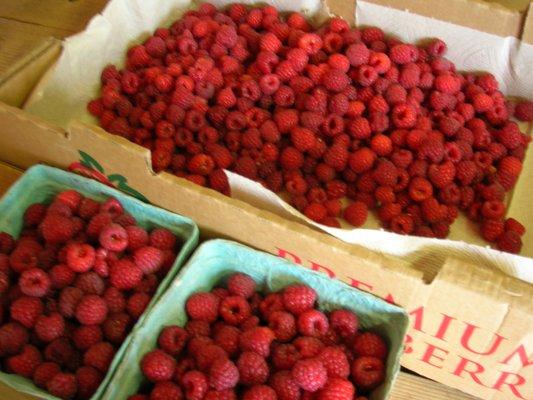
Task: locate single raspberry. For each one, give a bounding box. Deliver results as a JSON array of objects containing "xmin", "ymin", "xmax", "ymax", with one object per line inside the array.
[
  {"xmin": 243, "ymin": 385, "xmax": 277, "ymax": 400},
  {"xmin": 497, "ymin": 230, "xmax": 522, "ymax": 254},
  {"xmin": 514, "ymin": 100, "xmax": 533, "ymax": 121},
  {"xmin": 297, "ymin": 310, "xmax": 329, "ymax": 337},
  {"xmin": 481, "ymin": 200, "xmax": 505, "ymax": 220},
  {"xmin": 19, "ymin": 268, "xmax": 51, "ymax": 297},
  {"xmin": 75, "ymin": 295, "xmax": 108, "ymax": 325},
  {"xmin": 271, "ymin": 343, "xmax": 301, "ymax": 370},
  {"xmin": 10, "ymin": 296, "xmax": 43, "ymax": 328},
  {"xmin": 109, "ymin": 259, "xmax": 143, "ymax": 290},
  {"xmin": 59, "ymin": 287, "xmax": 84, "ymax": 318},
  {"xmin": 0, "ymin": 322, "xmax": 29, "ymax": 357},
  {"xmin": 209, "ymin": 358, "xmax": 239, "ymax": 391},
  {"xmin": 103, "ymin": 312, "xmax": 131, "ymax": 343},
  {"xmin": 345, "ymin": 43, "xmax": 370, "ymax": 66},
  {"xmin": 186, "ymin": 320, "xmax": 211, "ymax": 339},
  {"xmin": 505, "ymin": 218, "xmax": 526, "ymax": 236},
  {"xmin": 329, "ymin": 309, "xmax": 358, "ymax": 339},
  {"xmin": 351, "ymin": 356, "xmax": 385, "ymax": 391},
  {"xmin": 219, "ymin": 296, "xmax": 251, "ymax": 325},
  {"xmin": 348, "ymin": 148, "xmax": 376, "ymax": 173},
  {"xmin": 268, "ymin": 311, "xmax": 296, "ymax": 342},
  {"xmin": 186, "ymin": 292, "xmax": 220, "ymax": 322},
  {"xmin": 294, "ymin": 336, "xmax": 325, "ymax": 359},
  {"xmin": 237, "ymin": 351, "xmax": 269, "ymax": 385},
  {"xmin": 132, "ymin": 246, "xmax": 164, "ymax": 275},
  {"xmin": 282, "ymin": 284, "xmax": 316, "ymax": 315},
  {"xmin": 481, "ymin": 220, "xmax": 505, "ymax": 242},
  {"xmin": 0, "ymin": 232, "xmax": 14, "ymax": 254},
  {"xmin": 44, "ymin": 337, "xmax": 75, "ymax": 367},
  {"xmin": 125, "ymin": 225, "xmax": 149, "ymax": 251},
  {"xmin": 55, "ymin": 190, "xmax": 83, "ymax": 211},
  {"xmin": 157, "ymin": 326, "xmax": 188, "ymax": 356},
  {"xmin": 304, "ymin": 203, "xmax": 328, "ymax": 223},
  {"xmin": 74, "ymin": 272, "xmax": 104, "ymax": 295},
  {"xmin": 343, "ymin": 202, "xmax": 368, "ymax": 227},
  {"xmin": 47, "ymin": 372, "xmax": 77, "ymax": 399},
  {"xmin": 141, "ymin": 349, "xmax": 176, "ymax": 382},
  {"xmin": 179, "ymin": 370, "xmax": 207, "ymax": 400},
  {"xmin": 76, "ymin": 366, "xmax": 103, "ymax": 400},
  {"xmin": 270, "ymin": 370, "xmax": 301, "ymax": 400},
  {"xmin": 73, "ymin": 325, "xmax": 103, "ymax": 351},
  {"xmin": 352, "ymin": 332, "xmax": 388, "ymax": 360},
  {"xmin": 103, "ymin": 287, "xmax": 126, "ymax": 314},
  {"xmin": 226, "ymin": 273, "xmax": 256, "ymax": 299},
  {"xmin": 127, "ymin": 292, "xmax": 151, "ymax": 319},
  {"xmin": 214, "ymin": 325, "xmax": 240, "ymax": 356},
  {"xmin": 6, "ymin": 344, "xmax": 42, "ymax": 378},
  {"xmin": 239, "ymin": 327, "xmax": 275, "ymax": 357},
  {"xmin": 40, "ymin": 214, "xmax": 75, "ymax": 244},
  {"xmin": 99, "ymin": 223, "xmax": 128, "ymax": 252},
  {"xmin": 317, "ymin": 378, "xmax": 355, "ymax": 400},
  {"xmin": 66, "ymin": 243, "xmax": 96, "ymax": 273},
  {"xmin": 150, "ymin": 381, "xmax": 183, "ymax": 400},
  {"xmin": 292, "ymin": 358, "xmax": 327, "ymax": 392},
  {"xmin": 195, "ymin": 343, "xmax": 228, "ymax": 372},
  {"xmin": 35, "ymin": 313, "xmax": 65, "ymax": 342},
  {"xmin": 318, "ymin": 346, "xmax": 350, "ymax": 379},
  {"xmin": 24, "ymin": 203, "xmax": 47, "ymax": 227},
  {"xmin": 33, "ymin": 362, "xmax": 61, "ymax": 388},
  {"xmin": 150, "ymin": 228, "xmax": 177, "ymax": 250},
  {"xmin": 50, "ymin": 263, "xmax": 76, "ymax": 289}
]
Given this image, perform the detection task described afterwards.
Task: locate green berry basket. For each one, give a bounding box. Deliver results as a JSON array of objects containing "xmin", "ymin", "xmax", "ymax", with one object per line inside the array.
[
  {"xmin": 0, "ymin": 165, "xmax": 199, "ymax": 400},
  {"xmin": 103, "ymin": 239, "xmax": 409, "ymax": 400}
]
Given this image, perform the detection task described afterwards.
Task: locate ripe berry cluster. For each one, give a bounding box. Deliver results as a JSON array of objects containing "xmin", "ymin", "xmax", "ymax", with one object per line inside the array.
[
  {"xmin": 88, "ymin": 3, "xmax": 531, "ymax": 253},
  {"xmin": 0, "ymin": 190, "xmax": 181, "ymax": 399},
  {"xmin": 130, "ymin": 272, "xmax": 389, "ymax": 400}
]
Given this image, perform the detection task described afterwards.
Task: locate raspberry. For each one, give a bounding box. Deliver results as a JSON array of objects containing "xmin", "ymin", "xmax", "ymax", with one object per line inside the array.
[
  {"xmin": 33, "ymin": 362, "xmax": 61, "ymax": 388},
  {"xmin": 343, "ymin": 202, "xmax": 368, "ymax": 227},
  {"xmin": 292, "ymin": 358, "xmax": 327, "ymax": 392},
  {"xmin": 481, "ymin": 220, "xmax": 505, "ymax": 242},
  {"xmin": 351, "ymin": 356, "xmax": 385, "ymax": 391},
  {"xmin": 73, "ymin": 325, "xmax": 103, "ymax": 351},
  {"xmin": 87, "ymin": 213, "xmax": 114, "ymax": 239},
  {"xmin": 99, "ymin": 223, "xmax": 128, "ymax": 252},
  {"xmin": 304, "ymin": 203, "xmax": 328, "ymax": 223},
  {"xmin": 59, "ymin": 287, "xmax": 84, "ymax": 318},
  {"xmin": 150, "ymin": 228, "xmax": 177, "ymax": 250},
  {"xmin": 322, "ymin": 69, "xmax": 349, "ymax": 92},
  {"xmin": 44, "ymin": 337, "xmax": 74, "ymax": 367},
  {"xmin": 282, "ymin": 285, "xmax": 316, "ymax": 315},
  {"xmin": 150, "ymin": 381, "xmax": 183, "ymax": 400},
  {"xmin": 345, "ymin": 43, "xmax": 370, "ymax": 66},
  {"xmin": 352, "ymin": 332, "xmax": 388, "ymax": 360},
  {"xmin": 50, "ymin": 263, "xmax": 76, "ymax": 289},
  {"xmin": 76, "ymin": 366, "xmax": 103, "ymax": 400},
  {"xmin": 6, "ymin": 344, "xmax": 42, "ymax": 378},
  {"xmin": 127, "ymin": 292, "xmax": 151, "ymax": 319},
  {"xmin": 212, "ymin": 325, "xmax": 240, "ymax": 357},
  {"xmin": 24, "ymin": 203, "xmax": 47, "ymax": 227},
  {"xmin": 237, "ymin": 351, "xmax": 269, "ymax": 385},
  {"xmin": 103, "ymin": 312, "xmax": 131, "ymax": 343},
  {"xmin": 76, "ymin": 295, "xmax": 108, "ymax": 325},
  {"xmin": 408, "ymin": 177, "xmax": 433, "ymax": 202},
  {"xmin": 0, "ymin": 232, "xmax": 14, "ymax": 254},
  {"xmin": 390, "ymin": 44, "xmax": 418, "ymax": 64},
  {"xmin": 269, "ymin": 370, "xmax": 301, "ymax": 400},
  {"xmin": 74, "ymin": 272, "xmax": 104, "ymax": 295},
  {"xmin": 514, "ymin": 100, "xmax": 533, "ymax": 121},
  {"xmin": 109, "ymin": 259, "xmax": 143, "ymax": 290},
  {"xmin": 180, "ymin": 370, "xmax": 208, "ymax": 400},
  {"xmin": 40, "ymin": 214, "xmax": 75, "ymax": 244},
  {"xmin": 0, "ymin": 322, "xmax": 29, "ymax": 357},
  {"xmin": 35, "ymin": 313, "xmax": 65, "ymax": 343},
  {"xmin": 497, "ymin": 230, "xmax": 522, "ymax": 254},
  {"xmin": 209, "ymin": 358, "xmax": 239, "ymax": 391},
  {"xmin": 481, "ymin": 200, "xmax": 505, "ymax": 220},
  {"xmin": 186, "ymin": 292, "xmax": 220, "ymax": 322},
  {"xmin": 56, "ymin": 190, "xmax": 83, "ymax": 211},
  {"xmin": 505, "ymin": 218, "xmax": 526, "ymax": 236},
  {"xmin": 267, "ymin": 310, "xmax": 296, "ymax": 342},
  {"xmin": 290, "ymin": 127, "xmax": 316, "ymax": 152},
  {"xmin": 132, "ymin": 246, "xmax": 164, "ymax": 275},
  {"xmin": 348, "ymin": 148, "xmax": 376, "ymax": 174},
  {"xmin": 239, "ymin": 327, "xmax": 275, "ymax": 357},
  {"xmin": 243, "ymin": 385, "xmax": 276, "ymax": 400},
  {"xmin": 226, "ymin": 273, "xmax": 256, "ymax": 299},
  {"xmin": 47, "ymin": 372, "xmax": 77, "ymax": 399},
  {"xmin": 317, "ymin": 378, "xmax": 354, "ymax": 400},
  {"xmin": 141, "ymin": 349, "xmax": 176, "ymax": 382},
  {"xmin": 66, "ymin": 243, "xmax": 96, "ymax": 273},
  {"xmin": 373, "ymin": 160, "xmax": 398, "ymax": 186},
  {"xmin": 19, "ymin": 268, "xmax": 50, "ymax": 297},
  {"xmin": 11, "ymin": 296, "xmax": 43, "ymax": 328},
  {"xmin": 428, "ymin": 161, "xmax": 455, "ymax": 189},
  {"xmin": 297, "ymin": 310, "xmax": 329, "ymax": 337},
  {"xmin": 158, "ymin": 326, "xmax": 188, "ymax": 356},
  {"xmin": 126, "ymin": 226, "xmax": 149, "ymax": 251}
]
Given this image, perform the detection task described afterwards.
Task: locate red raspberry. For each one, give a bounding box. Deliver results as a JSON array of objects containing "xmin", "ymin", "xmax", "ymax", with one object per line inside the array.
[
  {"xmin": 345, "ymin": 43, "xmax": 370, "ymax": 66},
  {"xmin": 322, "ymin": 69, "xmax": 349, "ymax": 92},
  {"xmin": 497, "ymin": 230, "xmax": 522, "ymax": 254},
  {"xmin": 50, "ymin": 263, "xmax": 76, "ymax": 289},
  {"xmin": 76, "ymin": 366, "xmax": 103, "ymax": 400},
  {"xmin": 271, "ymin": 343, "xmax": 300, "ymax": 370},
  {"xmin": 103, "ymin": 312, "xmax": 131, "ymax": 343},
  {"xmin": 9, "ymin": 247, "xmax": 38, "ymax": 274},
  {"xmin": 104, "ymin": 287, "xmax": 126, "ymax": 314},
  {"xmin": 127, "ymin": 292, "xmax": 151, "ymax": 319},
  {"xmin": 348, "ymin": 148, "xmax": 376, "ymax": 173},
  {"xmin": 317, "ymin": 378, "xmax": 354, "ymax": 400},
  {"xmin": 43, "ymin": 337, "xmax": 75, "ymax": 367},
  {"xmin": 141, "ymin": 349, "xmax": 176, "ymax": 382},
  {"xmin": 505, "ymin": 218, "xmax": 526, "ymax": 236},
  {"xmin": 329, "ymin": 309, "xmax": 358, "ymax": 339},
  {"xmin": 132, "ymin": 246, "xmax": 164, "ymax": 275},
  {"xmin": 209, "ymin": 358, "xmax": 239, "ymax": 391},
  {"xmin": 297, "ymin": 310, "xmax": 329, "ymax": 337},
  {"xmin": 47, "ymin": 372, "xmax": 77, "ymax": 399},
  {"xmin": 226, "ymin": 273, "xmax": 256, "ymax": 299},
  {"xmin": 434, "ymin": 74, "xmax": 461, "ymax": 94},
  {"xmin": 290, "ymin": 127, "xmax": 316, "ymax": 152},
  {"xmin": 481, "ymin": 200, "xmax": 505, "ymax": 220},
  {"xmin": 150, "ymin": 228, "xmax": 177, "ymax": 250},
  {"xmin": 351, "ymin": 356, "xmax": 385, "ymax": 391},
  {"xmin": 99, "ymin": 223, "xmax": 128, "ymax": 252},
  {"xmin": 214, "ymin": 325, "xmax": 240, "ymax": 356},
  {"xmin": 11, "ymin": 296, "xmax": 43, "ymax": 328},
  {"xmin": 481, "ymin": 220, "xmax": 505, "ymax": 242},
  {"xmin": 35, "ymin": 313, "xmax": 65, "ymax": 343},
  {"xmin": 204, "ymin": 389, "xmax": 236, "ymax": 400},
  {"xmin": 318, "ymin": 346, "xmax": 350, "ymax": 379},
  {"xmin": 408, "ymin": 177, "xmax": 433, "ymax": 202},
  {"xmin": 268, "ymin": 311, "xmax": 296, "ymax": 342},
  {"xmin": 282, "ymin": 284, "xmax": 316, "ymax": 315},
  {"xmin": 109, "ymin": 259, "xmax": 143, "ymax": 290},
  {"xmin": 390, "ymin": 44, "xmax": 418, "ymax": 64},
  {"xmin": 186, "ymin": 292, "xmax": 220, "ymax": 322},
  {"xmin": 304, "ymin": 203, "xmax": 328, "ymax": 223},
  {"xmin": 0, "ymin": 232, "xmax": 14, "ymax": 254},
  {"xmin": 87, "ymin": 213, "xmax": 114, "ymax": 239},
  {"xmin": 24, "ymin": 203, "xmax": 47, "ymax": 227},
  {"xmin": 514, "ymin": 100, "xmax": 533, "ymax": 121},
  {"xmin": 73, "ymin": 325, "xmax": 103, "ymax": 351},
  {"xmin": 74, "ymin": 272, "xmax": 105, "ymax": 295},
  {"xmin": 126, "ymin": 226, "xmax": 149, "ymax": 251},
  {"xmin": 40, "ymin": 214, "xmax": 75, "ymax": 244},
  {"xmin": 76, "ymin": 295, "xmax": 108, "ymax": 325},
  {"xmin": 6, "ymin": 344, "xmax": 42, "ymax": 378},
  {"xmin": 59, "ymin": 287, "xmax": 83, "ymax": 318},
  {"xmin": 243, "ymin": 385, "xmax": 276, "ymax": 400},
  {"xmin": 0, "ymin": 322, "xmax": 29, "ymax": 357},
  {"xmin": 66, "ymin": 243, "xmax": 96, "ymax": 273},
  {"xmin": 280, "ymin": 147, "xmax": 304, "ymax": 171},
  {"xmin": 158, "ymin": 326, "xmax": 188, "ymax": 356},
  {"xmin": 186, "ymin": 320, "xmax": 211, "ymax": 339},
  {"xmin": 239, "ymin": 327, "xmax": 275, "ymax": 357},
  {"xmin": 352, "ymin": 332, "xmax": 388, "ymax": 360},
  {"xmin": 33, "ymin": 362, "xmax": 60, "ymax": 388},
  {"xmin": 19, "ymin": 268, "xmax": 50, "ymax": 297},
  {"xmin": 56, "ymin": 190, "xmax": 83, "ymax": 211},
  {"xmin": 292, "ymin": 358, "xmax": 327, "ymax": 392},
  {"xmin": 237, "ymin": 351, "xmax": 269, "ymax": 385},
  {"xmin": 195, "ymin": 344, "xmax": 227, "ymax": 371},
  {"xmin": 150, "ymin": 381, "xmax": 183, "ymax": 400},
  {"xmin": 270, "ymin": 370, "xmax": 301, "ymax": 400},
  {"xmin": 182, "ymin": 370, "xmax": 208, "ymax": 400},
  {"xmin": 343, "ymin": 201, "xmax": 368, "ymax": 227}
]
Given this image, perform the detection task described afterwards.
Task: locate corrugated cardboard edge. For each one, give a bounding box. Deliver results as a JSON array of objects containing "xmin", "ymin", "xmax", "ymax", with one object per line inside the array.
[{"xmin": 0, "ymin": 37, "xmax": 61, "ymax": 108}]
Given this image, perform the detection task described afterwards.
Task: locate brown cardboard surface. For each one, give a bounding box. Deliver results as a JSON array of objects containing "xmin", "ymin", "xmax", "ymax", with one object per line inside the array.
[{"xmin": 522, "ymin": 2, "xmax": 533, "ymax": 43}]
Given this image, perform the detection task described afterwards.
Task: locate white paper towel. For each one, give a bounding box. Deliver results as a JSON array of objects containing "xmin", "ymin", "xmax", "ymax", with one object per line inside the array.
[{"xmin": 24, "ymin": 0, "xmax": 533, "ymax": 283}]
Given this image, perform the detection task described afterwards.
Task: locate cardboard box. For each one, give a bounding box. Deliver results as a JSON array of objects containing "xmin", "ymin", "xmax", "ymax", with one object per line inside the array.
[{"xmin": 0, "ymin": 1, "xmax": 533, "ymax": 399}]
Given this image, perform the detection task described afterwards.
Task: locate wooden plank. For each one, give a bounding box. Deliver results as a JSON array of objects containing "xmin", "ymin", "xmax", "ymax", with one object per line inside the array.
[
  {"xmin": 391, "ymin": 372, "xmax": 478, "ymax": 400},
  {"xmin": 0, "ymin": 162, "xmax": 22, "ymax": 195},
  {"xmin": 0, "ymin": 0, "xmax": 108, "ymax": 33},
  {"xmin": 0, "ymin": 18, "xmax": 69, "ymax": 76}
]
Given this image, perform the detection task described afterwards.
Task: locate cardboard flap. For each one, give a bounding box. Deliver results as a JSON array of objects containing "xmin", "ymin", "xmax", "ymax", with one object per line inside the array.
[{"xmin": 522, "ymin": 1, "xmax": 533, "ymax": 43}]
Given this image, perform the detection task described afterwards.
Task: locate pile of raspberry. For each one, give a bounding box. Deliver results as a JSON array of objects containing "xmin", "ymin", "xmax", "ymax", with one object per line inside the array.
[
  {"xmin": 129, "ymin": 272, "xmax": 389, "ymax": 400},
  {"xmin": 0, "ymin": 190, "xmax": 181, "ymax": 399},
  {"xmin": 88, "ymin": 3, "xmax": 532, "ymax": 254}
]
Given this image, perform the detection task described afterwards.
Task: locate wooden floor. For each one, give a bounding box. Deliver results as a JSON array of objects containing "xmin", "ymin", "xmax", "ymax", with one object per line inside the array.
[{"xmin": 0, "ymin": 1, "xmax": 482, "ymax": 399}]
